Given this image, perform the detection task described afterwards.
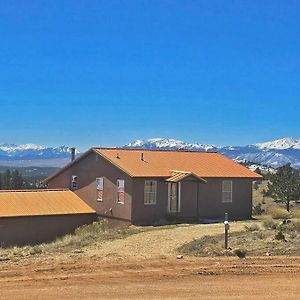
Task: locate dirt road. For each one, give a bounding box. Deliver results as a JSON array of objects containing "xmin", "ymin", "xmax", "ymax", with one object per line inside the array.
[{"xmin": 1, "ymin": 255, "xmax": 300, "ymax": 299}]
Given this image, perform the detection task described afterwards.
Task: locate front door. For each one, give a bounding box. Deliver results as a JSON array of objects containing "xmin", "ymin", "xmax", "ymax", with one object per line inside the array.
[{"xmin": 168, "ymin": 182, "xmax": 181, "ymax": 213}]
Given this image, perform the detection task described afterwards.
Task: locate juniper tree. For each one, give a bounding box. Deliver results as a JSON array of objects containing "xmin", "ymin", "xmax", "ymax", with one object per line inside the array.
[{"xmin": 266, "ymin": 164, "xmax": 300, "ymax": 212}]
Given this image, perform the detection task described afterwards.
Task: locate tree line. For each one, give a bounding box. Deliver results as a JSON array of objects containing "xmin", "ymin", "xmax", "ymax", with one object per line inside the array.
[{"xmin": 0, "ymin": 169, "xmax": 42, "ymax": 190}]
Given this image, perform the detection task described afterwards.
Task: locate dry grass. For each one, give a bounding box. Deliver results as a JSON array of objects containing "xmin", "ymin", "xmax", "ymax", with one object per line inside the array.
[
  {"xmin": 292, "ymin": 210, "xmax": 300, "ymax": 219},
  {"xmin": 178, "ymin": 226, "xmax": 300, "ymax": 257},
  {"xmin": 244, "ymin": 223, "xmax": 261, "ymax": 231},
  {"xmin": 270, "ymin": 207, "xmax": 291, "ymax": 219},
  {"xmin": 262, "ymin": 217, "xmax": 279, "ymax": 230},
  {"xmin": 0, "ymin": 220, "xmax": 141, "ymax": 262}
]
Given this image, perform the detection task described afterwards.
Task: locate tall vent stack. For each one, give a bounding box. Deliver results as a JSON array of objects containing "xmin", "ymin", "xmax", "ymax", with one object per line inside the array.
[{"xmin": 71, "ymin": 147, "xmax": 76, "ymax": 161}]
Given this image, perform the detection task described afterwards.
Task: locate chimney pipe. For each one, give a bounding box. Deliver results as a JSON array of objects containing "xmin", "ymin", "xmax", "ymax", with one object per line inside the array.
[{"xmin": 70, "ymin": 147, "xmax": 76, "ymax": 161}]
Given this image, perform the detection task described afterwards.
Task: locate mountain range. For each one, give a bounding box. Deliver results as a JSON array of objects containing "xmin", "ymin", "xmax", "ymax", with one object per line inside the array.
[
  {"xmin": 126, "ymin": 137, "xmax": 300, "ymax": 169},
  {"xmin": 0, "ymin": 137, "xmax": 300, "ymax": 169},
  {"xmin": 0, "ymin": 144, "xmax": 76, "ymax": 167}
]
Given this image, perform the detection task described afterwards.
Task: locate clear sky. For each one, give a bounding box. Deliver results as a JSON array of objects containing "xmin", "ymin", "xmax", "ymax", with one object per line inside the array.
[{"xmin": 0, "ymin": 0, "xmax": 299, "ymax": 150}]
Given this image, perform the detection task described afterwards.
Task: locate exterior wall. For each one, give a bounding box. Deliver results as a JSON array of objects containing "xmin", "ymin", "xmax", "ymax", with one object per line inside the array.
[
  {"xmin": 198, "ymin": 178, "xmax": 253, "ymax": 220},
  {"xmin": 179, "ymin": 180, "xmax": 199, "ymax": 218},
  {"xmin": 131, "ymin": 178, "xmax": 166, "ymax": 224},
  {"xmin": 0, "ymin": 213, "xmax": 96, "ymax": 247},
  {"xmin": 131, "ymin": 177, "xmax": 199, "ymax": 224},
  {"xmin": 131, "ymin": 177, "xmax": 253, "ymax": 224},
  {"xmin": 48, "ymin": 152, "xmax": 133, "ymax": 222}
]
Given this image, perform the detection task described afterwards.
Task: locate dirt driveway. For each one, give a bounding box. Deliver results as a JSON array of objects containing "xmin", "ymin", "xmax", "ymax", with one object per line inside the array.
[{"xmin": 88, "ymin": 222, "xmax": 248, "ymax": 258}]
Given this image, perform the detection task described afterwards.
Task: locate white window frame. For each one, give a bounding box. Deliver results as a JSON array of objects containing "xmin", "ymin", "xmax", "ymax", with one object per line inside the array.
[
  {"xmin": 96, "ymin": 177, "xmax": 104, "ymax": 202},
  {"xmin": 167, "ymin": 182, "xmax": 181, "ymax": 213},
  {"xmin": 71, "ymin": 175, "xmax": 78, "ymax": 190},
  {"xmin": 144, "ymin": 180, "xmax": 157, "ymax": 205},
  {"xmin": 222, "ymin": 181, "xmax": 232, "ymax": 203},
  {"xmin": 116, "ymin": 179, "xmax": 125, "ymax": 204}
]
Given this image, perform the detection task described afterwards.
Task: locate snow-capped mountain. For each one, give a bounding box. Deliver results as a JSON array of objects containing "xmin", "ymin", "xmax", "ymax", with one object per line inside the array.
[
  {"xmin": 0, "ymin": 144, "xmax": 78, "ymax": 167},
  {"xmin": 255, "ymin": 137, "xmax": 300, "ymax": 150},
  {"xmin": 125, "ymin": 137, "xmax": 300, "ymax": 169},
  {"xmin": 127, "ymin": 138, "xmax": 218, "ymax": 152}
]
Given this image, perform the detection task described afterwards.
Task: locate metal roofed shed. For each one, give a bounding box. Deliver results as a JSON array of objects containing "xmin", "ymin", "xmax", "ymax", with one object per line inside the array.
[{"xmin": 0, "ymin": 189, "xmax": 97, "ymax": 246}]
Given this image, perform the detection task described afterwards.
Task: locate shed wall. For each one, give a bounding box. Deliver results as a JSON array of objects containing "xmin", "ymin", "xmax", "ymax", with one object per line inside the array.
[{"xmin": 0, "ymin": 213, "xmax": 96, "ymax": 247}]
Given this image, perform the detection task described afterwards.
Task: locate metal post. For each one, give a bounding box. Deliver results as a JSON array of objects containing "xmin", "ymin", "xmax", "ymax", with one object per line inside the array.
[
  {"xmin": 196, "ymin": 182, "xmax": 199, "ymax": 222},
  {"xmin": 224, "ymin": 213, "xmax": 230, "ymax": 249}
]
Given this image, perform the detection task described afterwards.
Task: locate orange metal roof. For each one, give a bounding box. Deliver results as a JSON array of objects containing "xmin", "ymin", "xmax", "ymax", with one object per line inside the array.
[
  {"xmin": 94, "ymin": 148, "xmax": 262, "ymax": 179},
  {"xmin": 0, "ymin": 189, "xmax": 95, "ymax": 218}
]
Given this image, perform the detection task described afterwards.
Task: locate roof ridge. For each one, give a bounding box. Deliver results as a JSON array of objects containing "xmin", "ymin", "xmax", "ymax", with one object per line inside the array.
[
  {"xmin": 93, "ymin": 147, "xmax": 218, "ymax": 154},
  {"xmin": 0, "ymin": 189, "xmax": 70, "ymax": 193}
]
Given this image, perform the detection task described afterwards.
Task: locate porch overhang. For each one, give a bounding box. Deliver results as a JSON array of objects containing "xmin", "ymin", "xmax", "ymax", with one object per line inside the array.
[{"xmin": 165, "ymin": 170, "xmax": 207, "ymax": 183}]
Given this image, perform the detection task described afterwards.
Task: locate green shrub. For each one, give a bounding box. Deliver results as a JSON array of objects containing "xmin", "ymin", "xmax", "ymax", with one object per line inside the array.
[
  {"xmin": 277, "ymin": 221, "xmax": 295, "ymax": 233},
  {"xmin": 292, "ymin": 219, "xmax": 300, "ymax": 232},
  {"xmin": 274, "ymin": 230, "xmax": 286, "ymax": 241},
  {"xmin": 262, "ymin": 189, "xmax": 271, "ymax": 197},
  {"xmin": 233, "ymin": 248, "xmax": 247, "ymax": 259},
  {"xmin": 270, "ymin": 207, "xmax": 291, "ymax": 219},
  {"xmin": 252, "ymin": 203, "xmax": 265, "ymax": 215}
]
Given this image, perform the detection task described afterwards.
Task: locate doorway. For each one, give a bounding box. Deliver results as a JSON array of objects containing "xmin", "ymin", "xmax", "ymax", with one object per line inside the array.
[{"xmin": 168, "ymin": 182, "xmax": 181, "ymax": 213}]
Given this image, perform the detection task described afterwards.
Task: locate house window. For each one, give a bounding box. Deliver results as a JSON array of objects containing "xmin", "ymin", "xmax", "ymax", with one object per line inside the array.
[
  {"xmin": 71, "ymin": 175, "xmax": 78, "ymax": 189},
  {"xmin": 222, "ymin": 181, "xmax": 232, "ymax": 203},
  {"xmin": 144, "ymin": 181, "xmax": 157, "ymax": 205},
  {"xmin": 116, "ymin": 179, "xmax": 125, "ymax": 203},
  {"xmin": 96, "ymin": 177, "xmax": 104, "ymax": 201}
]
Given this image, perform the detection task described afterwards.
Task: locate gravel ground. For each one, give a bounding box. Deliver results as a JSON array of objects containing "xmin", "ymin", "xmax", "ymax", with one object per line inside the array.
[{"xmin": 87, "ymin": 221, "xmax": 251, "ymax": 259}]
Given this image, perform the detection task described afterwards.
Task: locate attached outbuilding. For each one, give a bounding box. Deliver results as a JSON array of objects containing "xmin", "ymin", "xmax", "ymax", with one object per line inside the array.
[
  {"xmin": 0, "ymin": 189, "xmax": 97, "ymax": 246},
  {"xmin": 44, "ymin": 148, "xmax": 262, "ymax": 225}
]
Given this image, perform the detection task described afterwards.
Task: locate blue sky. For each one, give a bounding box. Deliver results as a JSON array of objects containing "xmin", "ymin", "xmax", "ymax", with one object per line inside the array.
[{"xmin": 0, "ymin": 1, "xmax": 299, "ymax": 150}]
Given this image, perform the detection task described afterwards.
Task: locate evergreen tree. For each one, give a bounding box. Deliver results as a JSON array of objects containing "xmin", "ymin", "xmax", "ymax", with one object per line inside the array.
[
  {"xmin": 11, "ymin": 170, "xmax": 24, "ymax": 189},
  {"xmin": 0, "ymin": 169, "xmax": 27, "ymax": 190},
  {"xmin": 266, "ymin": 164, "xmax": 300, "ymax": 212},
  {"xmin": 2, "ymin": 169, "xmax": 11, "ymax": 189}
]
